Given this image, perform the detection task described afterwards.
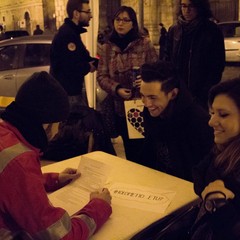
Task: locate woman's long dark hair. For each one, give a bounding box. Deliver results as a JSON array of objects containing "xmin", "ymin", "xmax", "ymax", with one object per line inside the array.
[
  {"xmin": 213, "ymin": 137, "xmax": 240, "ymax": 176},
  {"xmin": 209, "ymin": 77, "xmax": 240, "ymax": 176}
]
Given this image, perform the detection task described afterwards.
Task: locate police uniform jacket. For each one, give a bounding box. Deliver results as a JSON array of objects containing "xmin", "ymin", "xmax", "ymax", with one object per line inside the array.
[{"xmin": 50, "ymin": 18, "xmax": 96, "ymax": 96}]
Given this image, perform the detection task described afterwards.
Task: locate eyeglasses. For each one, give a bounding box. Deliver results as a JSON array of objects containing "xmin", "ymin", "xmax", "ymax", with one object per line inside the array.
[
  {"xmin": 114, "ymin": 17, "xmax": 132, "ymax": 24},
  {"xmin": 77, "ymin": 10, "xmax": 92, "ymax": 14},
  {"xmin": 180, "ymin": 4, "xmax": 196, "ymax": 9}
]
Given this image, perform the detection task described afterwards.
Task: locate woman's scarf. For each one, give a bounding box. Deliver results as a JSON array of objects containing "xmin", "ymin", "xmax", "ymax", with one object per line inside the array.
[{"xmin": 109, "ymin": 28, "xmax": 140, "ymax": 51}]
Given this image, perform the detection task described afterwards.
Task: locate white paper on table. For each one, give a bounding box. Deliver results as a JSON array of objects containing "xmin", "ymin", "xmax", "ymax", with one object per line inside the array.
[
  {"xmin": 48, "ymin": 156, "xmax": 112, "ymax": 216},
  {"xmin": 110, "ymin": 183, "xmax": 176, "ymax": 213},
  {"xmin": 77, "ymin": 155, "xmax": 112, "ymax": 191},
  {"xmin": 48, "ymin": 183, "xmax": 89, "ymax": 216}
]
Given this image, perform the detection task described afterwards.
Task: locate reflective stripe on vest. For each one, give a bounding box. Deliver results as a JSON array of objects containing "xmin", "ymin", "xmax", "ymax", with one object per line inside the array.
[
  {"xmin": 33, "ymin": 212, "xmax": 71, "ymax": 240},
  {"xmin": 72, "ymin": 214, "xmax": 96, "ymax": 237},
  {"xmin": 0, "ymin": 228, "xmax": 34, "ymax": 240},
  {"xmin": 0, "ymin": 142, "xmax": 32, "ymax": 173}
]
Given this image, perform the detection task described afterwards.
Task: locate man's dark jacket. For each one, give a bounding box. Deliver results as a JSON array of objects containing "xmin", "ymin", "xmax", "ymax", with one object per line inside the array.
[
  {"xmin": 50, "ymin": 18, "xmax": 96, "ymax": 96},
  {"xmin": 140, "ymin": 85, "xmax": 214, "ymax": 181},
  {"xmin": 165, "ymin": 19, "xmax": 225, "ymax": 108}
]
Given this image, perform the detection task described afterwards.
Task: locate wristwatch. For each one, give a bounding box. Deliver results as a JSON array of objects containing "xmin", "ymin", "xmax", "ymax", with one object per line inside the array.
[{"xmin": 204, "ymin": 198, "xmax": 227, "ymax": 214}]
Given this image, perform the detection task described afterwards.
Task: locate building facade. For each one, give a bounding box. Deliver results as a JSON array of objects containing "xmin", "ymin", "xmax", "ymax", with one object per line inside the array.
[
  {"xmin": 115, "ymin": 0, "xmax": 240, "ymax": 45},
  {"xmin": 0, "ymin": 0, "xmax": 239, "ymax": 42},
  {"xmin": 0, "ymin": 0, "xmax": 44, "ymax": 35}
]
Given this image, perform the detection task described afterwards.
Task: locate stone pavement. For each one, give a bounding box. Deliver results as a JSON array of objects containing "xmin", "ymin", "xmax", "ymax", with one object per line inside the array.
[{"xmin": 222, "ymin": 63, "xmax": 240, "ymax": 81}]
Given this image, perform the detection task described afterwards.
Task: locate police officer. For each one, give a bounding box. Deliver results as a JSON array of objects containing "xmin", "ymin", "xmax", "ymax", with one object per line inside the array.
[{"xmin": 50, "ymin": 0, "xmax": 98, "ymax": 107}]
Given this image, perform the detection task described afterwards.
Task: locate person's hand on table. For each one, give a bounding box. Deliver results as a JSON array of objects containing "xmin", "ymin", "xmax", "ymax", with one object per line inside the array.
[
  {"xmin": 59, "ymin": 168, "xmax": 81, "ymax": 186},
  {"xmin": 201, "ymin": 179, "xmax": 235, "ymax": 200},
  {"xmin": 90, "ymin": 188, "xmax": 112, "ymax": 205}
]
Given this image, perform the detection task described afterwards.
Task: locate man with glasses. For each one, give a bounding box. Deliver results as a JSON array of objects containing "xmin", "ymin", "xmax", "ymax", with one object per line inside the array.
[
  {"xmin": 50, "ymin": 0, "xmax": 98, "ymax": 107},
  {"xmin": 164, "ymin": 0, "xmax": 225, "ymax": 110}
]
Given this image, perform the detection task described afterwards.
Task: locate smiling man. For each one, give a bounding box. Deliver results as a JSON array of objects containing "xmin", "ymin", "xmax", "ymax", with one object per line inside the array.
[{"xmin": 139, "ymin": 61, "xmax": 214, "ymax": 181}]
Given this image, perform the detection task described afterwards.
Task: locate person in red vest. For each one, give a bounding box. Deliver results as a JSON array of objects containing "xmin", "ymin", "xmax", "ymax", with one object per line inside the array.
[{"xmin": 0, "ymin": 71, "xmax": 112, "ymax": 239}]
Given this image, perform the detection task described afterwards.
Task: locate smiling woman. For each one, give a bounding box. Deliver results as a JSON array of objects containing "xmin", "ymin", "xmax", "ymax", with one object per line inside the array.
[
  {"xmin": 208, "ymin": 78, "xmax": 240, "ymax": 146},
  {"xmin": 192, "ymin": 77, "xmax": 240, "ymax": 239},
  {"xmin": 209, "ymin": 94, "xmax": 240, "ymax": 145}
]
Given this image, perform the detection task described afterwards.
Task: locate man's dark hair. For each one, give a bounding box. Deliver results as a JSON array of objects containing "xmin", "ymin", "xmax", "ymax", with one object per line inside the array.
[
  {"xmin": 66, "ymin": 0, "xmax": 89, "ymax": 19},
  {"xmin": 141, "ymin": 61, "xmax": 180, "ymax": 93}
]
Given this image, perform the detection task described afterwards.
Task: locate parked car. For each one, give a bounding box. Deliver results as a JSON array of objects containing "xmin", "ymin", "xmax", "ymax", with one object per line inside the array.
[
  {"xmin": 0, "ymin": 34, "xmax": 104, "ymax": 113},
  {"xmin": 218, "ymin": 21, "xmax": 240, "ymax": 62},
  {"xmin": 0, "ymin": 34, "xmax": 53, "ymax": 112},
  {"xmin": 0, "ymin": 30, "xmax": 29, "ymax": 41}
]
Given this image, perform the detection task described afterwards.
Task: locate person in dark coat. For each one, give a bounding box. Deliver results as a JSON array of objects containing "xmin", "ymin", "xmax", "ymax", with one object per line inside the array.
[
  {"xmin": 139, "ymin": 61, "xmax": 214, "ymax": 181},
  {"xmin": 50, "ymin": 0, "xmax": 98, "ymax": 107},
  {"xmin": 164, "ymin": 0, "xmax": 225, "ymax": 109},
  {"xmin": 191, "ymin": 78, "xmax": 240, "ymax": 240},
  {"xmin": 33, "ymin": 24, "xmax": 44, "ymax": 35},
  {"xmin": 158, "ymin": 23, "xmax": 167, "ymax": 60},
  {"xmin": 43, "ymin": 103, "xmax": 116, "ymax": 161}
]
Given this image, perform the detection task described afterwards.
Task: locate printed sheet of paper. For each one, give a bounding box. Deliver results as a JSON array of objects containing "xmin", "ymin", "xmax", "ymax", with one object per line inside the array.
[
  {"xmin": 77, "ymin": 156, "xmax": 112, "ymax": 191},
  {"xmin": 48, "ymin": 156, "xmax": 112, "ymax": 216},
  {"xmin": 48, "ymin": 183, "xmax": 89, "ymax": 216},
  {"xmin": 110, "ymin": 183, "xmax": 176, "ymax": 213},
  {"xmin": 48, "ymin": 156, "xmax": 175, "ymax": 215}
]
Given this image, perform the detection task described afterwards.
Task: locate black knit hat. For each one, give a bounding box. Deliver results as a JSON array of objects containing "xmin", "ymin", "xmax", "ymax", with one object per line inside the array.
[{"xmin": 15, "ymin": 71, "xmax": 70, "ymax": 124}]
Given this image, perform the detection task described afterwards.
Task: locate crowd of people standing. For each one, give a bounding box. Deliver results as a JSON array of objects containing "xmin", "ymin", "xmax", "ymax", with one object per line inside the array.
[{"xmin": 1, "ymin": 0, "xmax": 240, "ymax": 239}]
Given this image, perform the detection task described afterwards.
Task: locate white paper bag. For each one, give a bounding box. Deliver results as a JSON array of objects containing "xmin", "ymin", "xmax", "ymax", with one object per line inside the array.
[{"xmin": 124, "ymin": 99, "xmax": 145, "ymax": 139}]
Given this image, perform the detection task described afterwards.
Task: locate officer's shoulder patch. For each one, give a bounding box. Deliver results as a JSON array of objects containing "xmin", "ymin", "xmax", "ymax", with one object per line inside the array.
[{"xmin": 68, "ymin": 42, "xmax": 76, "ymax": 51}]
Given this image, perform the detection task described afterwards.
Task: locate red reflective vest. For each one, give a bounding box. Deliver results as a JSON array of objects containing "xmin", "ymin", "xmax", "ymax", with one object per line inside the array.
[{"xmin": 0, "ymin": 120, "xmax": 112, "ymax": 239}]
